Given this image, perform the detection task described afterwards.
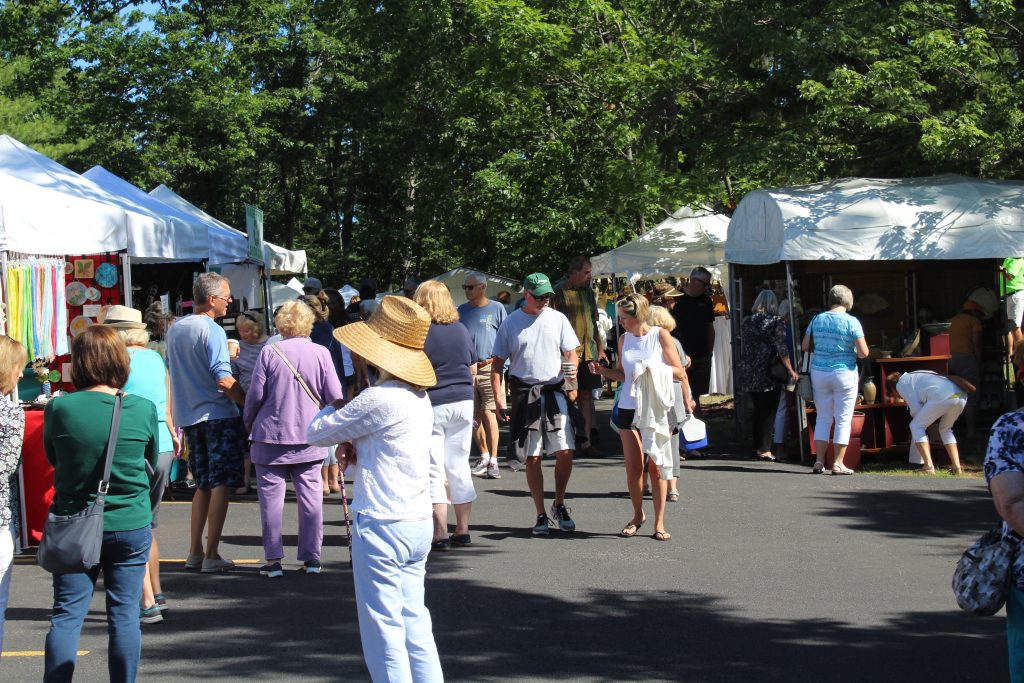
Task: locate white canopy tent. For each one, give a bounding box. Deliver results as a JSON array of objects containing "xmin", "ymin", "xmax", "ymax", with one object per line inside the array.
[
  {"xmin": 0, "ymin": 135, "xmax": 205, "ymax": 261},
  {"xmin": 149, "ymin": 184, "xmax": 307, "ymax": 275},
  {"xmin": 726, "ymin": 174, "xmax": 1024, "ymax": 265},
  {"xmin": 591, "ymin": 207, "xmax": 729, "ymax": 277},
  {"xmin": 415, "ymin": 267, "xmax": 520, "ymax": 307}
]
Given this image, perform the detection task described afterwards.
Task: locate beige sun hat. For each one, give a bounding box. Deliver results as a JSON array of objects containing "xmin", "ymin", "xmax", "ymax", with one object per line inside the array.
[
  {"xmin": 334, "ymin": 295, "xmax": 436, "ymax": 387},
  {"xmin": 101, "ymin": 305, "xmax": 147, "ymax": 330}
]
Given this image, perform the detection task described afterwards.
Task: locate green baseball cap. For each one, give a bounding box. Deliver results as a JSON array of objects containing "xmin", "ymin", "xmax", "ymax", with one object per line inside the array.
[{"xmin": 523, "ymin": 273, "xmax": 554, "ymax": 296}]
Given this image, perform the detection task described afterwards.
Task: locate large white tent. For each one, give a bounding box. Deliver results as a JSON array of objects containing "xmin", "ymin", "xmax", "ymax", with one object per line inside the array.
[
  {"xmin": 726, "ymin": 174, "xmax": 1024, "ymax": 265},
  {"xmin": 591, "ymin": 207, "xmax": 729, "ymax": 277},
  {"xmin": 150, "ymin": 184, "xmax": 307, "ymax": 275},
  {"xmin": 0, "ymin": 135, "xmax": 204, "ymax": 260},
  {"xmin": 430, "ymin": 267, "xmax": 520, "ymax": 307}
]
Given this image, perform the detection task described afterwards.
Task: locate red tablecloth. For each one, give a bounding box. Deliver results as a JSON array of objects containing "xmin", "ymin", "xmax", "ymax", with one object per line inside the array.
[{"xmin": 21, "ymin": 409, "xmax": 53, "ymax": 545}]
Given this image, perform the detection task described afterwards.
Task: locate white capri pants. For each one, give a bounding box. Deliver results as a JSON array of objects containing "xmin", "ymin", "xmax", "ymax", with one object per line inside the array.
[
  {"xmin": 428, "ymin": 400, "xmax": 477, "ymax": 505},
  {"xmin": 909, "ymin": 397, "xmax": 967, "ymax": 445},
  {"xmin": 811, "ymin": 369, "xmax": 859, "ymax": 445}
]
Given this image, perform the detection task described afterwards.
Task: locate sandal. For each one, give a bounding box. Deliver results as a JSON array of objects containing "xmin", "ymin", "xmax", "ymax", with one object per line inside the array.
[
  {"xmin": 620, "ymin": 516, "xmax": 645, "ymax": 537},
  {"xmin": 667, "ymin": 490, "xmax": 679, "ymax": 503},
  {"xmin": 831, "ymin": 465, "xmax": 855, "ymax": 475},
  {"xmin": 755, "ymin": 453, "xmax": 777, "ymax": 462},
  {"xmin": 811, "ymin": 461, "xmax": 825, "ymax": 474},
  {"xmin": 652, "ymin": 531, "xmax": 671, "ymax": 541}
]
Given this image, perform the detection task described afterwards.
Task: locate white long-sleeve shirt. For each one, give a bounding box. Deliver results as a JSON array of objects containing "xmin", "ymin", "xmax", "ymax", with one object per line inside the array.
[
  {"xmin": 631, "ymin": 358, "xmax": 676, "ymax": 478},
  {"xmin": 306, "ymin": 380, "xmax": 433, "ymax": 521}
]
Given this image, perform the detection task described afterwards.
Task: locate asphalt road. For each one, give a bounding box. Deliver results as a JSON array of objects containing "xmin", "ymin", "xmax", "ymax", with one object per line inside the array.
[{"xmin": 2, "ymin": 399, "xmax": 1008, "ymax": 682}]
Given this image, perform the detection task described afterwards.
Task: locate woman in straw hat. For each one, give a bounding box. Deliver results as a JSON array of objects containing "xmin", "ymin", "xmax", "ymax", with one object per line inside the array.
[{"xmin": 306, "ymin": 295, "xmax": 443, "ymax": 682}]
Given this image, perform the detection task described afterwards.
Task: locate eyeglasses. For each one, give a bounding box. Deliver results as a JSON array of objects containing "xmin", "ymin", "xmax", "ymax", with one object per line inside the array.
[
  {"xmin": 212, "ymin": 294, "xmax": 233, "ymax": 302},
  {"xmin": 462, "ymin": 284, "xmax": 481, "ymax": 290}
]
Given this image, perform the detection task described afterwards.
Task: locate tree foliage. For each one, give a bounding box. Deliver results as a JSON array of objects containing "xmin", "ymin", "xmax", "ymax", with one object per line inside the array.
[{"xmin": 2, "ymin": 1, "xmax": 1024, "ymax": 287}]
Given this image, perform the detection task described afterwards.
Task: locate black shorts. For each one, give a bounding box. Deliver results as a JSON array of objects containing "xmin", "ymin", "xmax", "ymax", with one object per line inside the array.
[
  {"xmin": 688, "ymin": 354, "xmax": 712, "ymax": 396},
  {"xmin": 612, "ymin": 407, "xmax": 636, "ymax": 431}
]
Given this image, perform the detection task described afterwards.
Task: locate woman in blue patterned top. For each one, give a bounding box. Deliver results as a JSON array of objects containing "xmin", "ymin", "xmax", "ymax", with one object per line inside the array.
[
  {"xmin": 801, "ymin": 285, "xmax": 869, "ymax": 474},
  {"xmin": 0, "ymin": 335, "xmax": 26, "ymax": 652},
  {"xmin": 984, "ymin": 342, "xmax": 1024, "ymax": 679}
]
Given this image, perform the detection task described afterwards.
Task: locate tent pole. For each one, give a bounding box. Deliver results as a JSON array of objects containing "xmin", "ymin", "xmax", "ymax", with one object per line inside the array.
[
  {"xmin": 786, "ymin": 261, "xmax": 805, "ymax": 464},
  {"xmin": 121, "ymin": 253, "xmax": 133, "ymax": 308},
  {"xmin": 261, "ymin": 265, "xmax": 272, "ymax": 335}
]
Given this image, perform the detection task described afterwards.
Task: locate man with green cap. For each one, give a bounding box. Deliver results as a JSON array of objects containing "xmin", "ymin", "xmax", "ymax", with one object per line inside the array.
[{"xmin": 491, "ymin": 273, "xmax": 586, "ymax": 535}]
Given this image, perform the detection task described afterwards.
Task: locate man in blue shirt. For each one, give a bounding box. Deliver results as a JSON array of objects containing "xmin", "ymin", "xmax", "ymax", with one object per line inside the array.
[
  {"xmin": 167, "ymin": 272, "xmax": 246, "ymax": 573},
  {"xmin": 458, "ymin": 272, "xmax": 507, "ymax": 479}
]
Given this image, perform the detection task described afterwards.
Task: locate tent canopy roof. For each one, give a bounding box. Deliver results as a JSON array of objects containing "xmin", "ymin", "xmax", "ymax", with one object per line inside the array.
[
  {"xmin": 726, "ymin": 174, "xmax": 1024, "ymax": 265},
  {"xmin": 591, "ymin": 207, "xmax": 728, "ymax": 277},
  {"xmin": 150, "ymin": 185, "xmax": 307, "ymax": 275}
]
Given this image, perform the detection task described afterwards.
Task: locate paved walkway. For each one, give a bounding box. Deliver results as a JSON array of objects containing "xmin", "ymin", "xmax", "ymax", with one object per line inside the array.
[{"xmin": 2, "ymin": 400, "xmax": 1008, "ymax": 681}]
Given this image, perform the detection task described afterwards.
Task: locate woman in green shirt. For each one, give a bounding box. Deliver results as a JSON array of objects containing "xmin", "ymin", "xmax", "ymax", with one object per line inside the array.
[{"xmin": 43, "ymin": 325, "xmax": 158, "ymax": 683}]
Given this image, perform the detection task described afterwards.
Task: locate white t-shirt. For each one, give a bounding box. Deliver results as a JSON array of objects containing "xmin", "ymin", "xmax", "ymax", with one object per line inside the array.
[{"xmin": 492, "ymin": 308, "xmax": 580, "ymax": 384}]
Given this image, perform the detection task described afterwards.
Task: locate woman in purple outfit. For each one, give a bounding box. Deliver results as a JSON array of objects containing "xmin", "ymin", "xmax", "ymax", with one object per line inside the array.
[{"xmin": 244, "ymin": 300, "xmax": 344, "ymax": 576}]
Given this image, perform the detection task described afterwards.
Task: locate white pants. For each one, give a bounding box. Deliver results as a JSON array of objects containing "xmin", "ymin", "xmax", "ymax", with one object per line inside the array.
[
  {"xmin": 428, "ymin": 400, "xmax": 477, "ymax": 505},
  {"xmin": 909, "ymin": 397, "xmax": 967, "ymax": 455},
  {"xmin": 0, "ymin": 522, "xmax": 14, "ymax": 652},
  {"xmin": 811, "ymin": 369, "xmax": 859, "ymax": 445},
  {"xmin": 352, "ymin": 514, "xmax": 444, "ymax": 683}
]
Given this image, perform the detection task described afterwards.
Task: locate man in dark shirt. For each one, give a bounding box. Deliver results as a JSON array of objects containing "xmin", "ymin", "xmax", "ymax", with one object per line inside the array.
[{"xmin": 671, "ymin": 267, "xmax": 715, "ymax": 419}]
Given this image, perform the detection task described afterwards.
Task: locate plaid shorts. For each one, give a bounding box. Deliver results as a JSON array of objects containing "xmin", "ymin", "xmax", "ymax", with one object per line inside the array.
[{"xmin": 183, "ymin": 416, "xmax": 246, "ymax": 489}]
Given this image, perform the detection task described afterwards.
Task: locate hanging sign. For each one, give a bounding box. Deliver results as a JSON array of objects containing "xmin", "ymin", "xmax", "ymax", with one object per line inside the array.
[{"xmin": 245, "ymin": 203, "xmax": 265, "ymax": 265}]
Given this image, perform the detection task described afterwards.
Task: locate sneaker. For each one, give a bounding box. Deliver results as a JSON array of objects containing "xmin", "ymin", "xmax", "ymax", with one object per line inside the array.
[
  {"xmin": 486, "ymin": 462, "xmax": 501, "ymax": 479},
  {"xmin": 260, "ymin": 561, "xmax": 283, "ymax": 578},
  {"xmin": 471, "ymin": 456, "xmax": 490, "ymax": 477},
  {"xmin": 550, "ymin": 503, "xmax": 576, "ymax": 533},
  {"xmin": 201, "ymin": 556, "xmax": 235, "ymax": 573},
  {"xmin": 532, "ymin": 513, "xmax": 552, "ymax": 536},
  {"xmin": 184, "ymin": 553, "xmax": 204, "ymax": 570},
  {"xmin": 140, "ymin": 605, "xmax": 164, "ymax": 624},
  {"xmin": 302, "ymin": 559, "xmax": 322, "ymax": 574},
  {"xmin": 154, "ymin": 593, "xmax": 168, "ymax": 612}
]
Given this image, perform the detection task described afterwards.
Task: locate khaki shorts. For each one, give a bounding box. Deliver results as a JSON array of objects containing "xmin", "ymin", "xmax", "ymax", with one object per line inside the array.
[
  {"xmin": 474, "ymin": 365, "xmax": 496, "ymax": 412},
  {"xmin": 522, "ymin": 393, "xmax": 576, "ymax": 457}
]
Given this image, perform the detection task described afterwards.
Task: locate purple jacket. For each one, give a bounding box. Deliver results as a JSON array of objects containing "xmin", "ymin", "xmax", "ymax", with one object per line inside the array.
[{"xmin": 244, "ymin": 337, "xmax": 344, "ymax": 444}]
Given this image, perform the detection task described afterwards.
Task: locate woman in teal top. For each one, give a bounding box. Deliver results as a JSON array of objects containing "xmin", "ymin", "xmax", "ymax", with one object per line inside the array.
[
  {"xmin": 43, "ymin": 325, "xmax": 158, "ymax": 682},
  {"xmin": 104, "ymin": 304, "xmax": 180, "ymax": 623}
]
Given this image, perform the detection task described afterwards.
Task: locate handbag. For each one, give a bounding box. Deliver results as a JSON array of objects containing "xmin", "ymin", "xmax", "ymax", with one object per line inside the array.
[
  {"xmin": 270, "ymin": 343, "xmax": 323, "ymax": 409},
  {"xmin": 767, "ymin": 357, "xmax": 790, "ymax": 384},
  {"xmin": 952, "ymin": 525, "xmax": 1020, "ymax": 616},
  {"xmin": 37, "ymin": 391, "xmax": 124, "ymax": 574},
  {"xmin": 680, "ymin": 413, "xmax": 708, "ymax": 451},
  {"xmin": 796, "ymin": 317, "xmax": 816, "ymax": 402}
]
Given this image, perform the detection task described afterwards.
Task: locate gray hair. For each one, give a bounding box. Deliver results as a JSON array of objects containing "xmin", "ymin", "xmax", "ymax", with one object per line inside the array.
[
  {"xmin": 194, "ymin": 272, "xmax": 228, "ymax": 304},
  {"xmin": 751, "ymin": 290, "xmax": 779, "ymax": 315},
  {"xmin": 464, "ymin": 271, "xmax": 488, "ymax": 287},
  {"xmin": 690, "ymin": 266, "xmax": 712, "ymax": 281},
  {"xmin": 116, "ymin": 328, "xmax": 150, "ymax": 347},
  {"xmin": 779, "ymin": 299, "xmax": 802, "ymax": 320},
  {"xmin": 827, "ymin": 284, "xmax": 854, "ymax": 310}
]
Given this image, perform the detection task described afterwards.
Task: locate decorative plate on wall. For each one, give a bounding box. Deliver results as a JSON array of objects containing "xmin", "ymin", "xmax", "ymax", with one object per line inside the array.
[
  {"xmin": 95, "ymin": 262, "xmax": 119, "ymax": 289},
  {"xmin": 65, "ymin": 282, "xmax": 87, "ymax": 307},
  {"xmin": 69, "ymin": 315, "xmax": 93, "ymax": 336}
]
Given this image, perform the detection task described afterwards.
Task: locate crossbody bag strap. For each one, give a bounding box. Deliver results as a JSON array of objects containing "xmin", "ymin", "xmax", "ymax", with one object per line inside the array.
[
  {"xmin": 800, "ymin": 316, "xmax": 817, "ymax": 372},
  {"xmin": 99, "ymin": 391, "xmax": 124, "ymax": 496},
  {"xmin": 270, "ymin": 343, "xmax": 323, "ymax": 409}
]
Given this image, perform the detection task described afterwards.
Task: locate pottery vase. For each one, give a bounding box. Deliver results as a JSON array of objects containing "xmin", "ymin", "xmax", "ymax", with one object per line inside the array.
[{"xmin": 861, "ymin": 377, "xmax": 877, "ymax": 404}]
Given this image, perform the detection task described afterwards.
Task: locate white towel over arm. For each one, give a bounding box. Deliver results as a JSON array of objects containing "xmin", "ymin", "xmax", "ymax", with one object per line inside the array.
[{"xmin": 631, "ymin": 358, "xmax": 676, "ymax": 479}]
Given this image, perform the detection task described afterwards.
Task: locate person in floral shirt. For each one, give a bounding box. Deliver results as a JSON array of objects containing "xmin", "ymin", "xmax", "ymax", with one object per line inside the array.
[
  {"xmin": 0, "ymin": 335, "xmax": 26, "ymax": 651},
  {"xmin": 736, "ymin": 291, "xmax": 797, "ymax": 462}
]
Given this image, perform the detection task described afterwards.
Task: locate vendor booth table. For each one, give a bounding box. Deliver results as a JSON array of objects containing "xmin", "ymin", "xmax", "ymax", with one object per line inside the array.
[{"xmin": 726, "ymin": 175, "xmax": 1024, "ymax": 466}]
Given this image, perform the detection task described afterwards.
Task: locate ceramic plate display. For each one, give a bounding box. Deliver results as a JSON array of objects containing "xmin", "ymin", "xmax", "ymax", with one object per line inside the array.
[
  {"xmin": 900, "ymin": 329, "xmax": 921, "ymax": 357},
  {"xmin": 69, "ymin": 315, "xmax": 93, "ymax": 336},
  {"xmin": 95, "ymin": 262, "xmax": 119, "ymax": 289},
  {"xmin": 47, "ymin": 369, "xmax": 61, "ymax": 383},
  {"xmin": 65, "ymin": 281, "xmax": 87, "ymax": 307},
  {"xmin": 85, "ymin": 286, "xmax": 101, "ymax": 302},
  {"xmin": 64, "ymin": 261, "xmax": 73, "ymax": 275}
]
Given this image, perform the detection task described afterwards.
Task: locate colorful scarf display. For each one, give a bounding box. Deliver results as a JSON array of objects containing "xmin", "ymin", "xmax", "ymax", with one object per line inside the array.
[{"xmin": 5, "ymin": 258, "xmax": 67, "ymax": 360}]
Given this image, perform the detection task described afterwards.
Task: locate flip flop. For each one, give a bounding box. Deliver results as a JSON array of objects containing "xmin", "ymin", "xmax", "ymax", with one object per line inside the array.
[
  {"xmin": 620, "ymin": 517, "xmax": 645, "ymax": 537},
  {"xmin": 831, "ymin": 465, "xmax": 855, "ymax": 475},
  {"xmin": 652, "ymin": 531, "xmax": 671, "ymax": 541}
]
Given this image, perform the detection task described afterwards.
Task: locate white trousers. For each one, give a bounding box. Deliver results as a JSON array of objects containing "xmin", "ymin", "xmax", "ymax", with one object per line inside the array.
[
  {"xmin": 353, "ymin": 514, "xmax": 444, "ymax": 683},
  {"xmin": 0, "ymin": 522, "xmax": 14, "ymax": 652},
  {"xmin": 909, "ymin": 397, "xmax": 967, "ymax": 447},
  {"xmin": 811, "ymin": 369, "xmax": 859, "ymax": 445},
  {"xmin": 429, "ymin": 400, "xmax": 477, "ymax": 505}
]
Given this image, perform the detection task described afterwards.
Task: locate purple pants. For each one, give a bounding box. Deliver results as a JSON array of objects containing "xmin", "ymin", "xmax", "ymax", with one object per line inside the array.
[{"xmin": 254, "ymin": 460, "xmax": 324, "ymax": 562}]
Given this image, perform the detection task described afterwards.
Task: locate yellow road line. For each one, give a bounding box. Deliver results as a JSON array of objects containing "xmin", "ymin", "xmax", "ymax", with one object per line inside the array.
[{"xmin": 2, "ymin": 650, "xmax": 89, "ymax": 657}]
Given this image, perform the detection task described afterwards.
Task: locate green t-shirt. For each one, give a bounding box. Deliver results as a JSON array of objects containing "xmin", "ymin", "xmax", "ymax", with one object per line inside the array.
[
  {"xmin": 1003, "ymin": 258, "xmax": 1024, "ymax": 295},
  {"xmin": 44, "ymin": 392, "xmax": 159, "ymax": 532}
]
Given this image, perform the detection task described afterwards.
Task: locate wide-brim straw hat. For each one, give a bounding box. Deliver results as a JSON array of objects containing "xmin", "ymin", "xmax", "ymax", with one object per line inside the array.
[
  {"xmin": 334, "ymin": 296, "xmax": 436, "ymax": 387},
  {"xmin": 101, "ymin": 305, "xmax": 147, "ymax": 329}
]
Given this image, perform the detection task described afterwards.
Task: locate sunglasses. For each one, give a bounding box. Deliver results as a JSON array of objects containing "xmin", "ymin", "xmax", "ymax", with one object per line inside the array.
[
  {"xmin": 531, "ymin": 293, "xmax": 552, "ymax": 302},
  {"xmin": 462, "ymin": 284, "xmax": 481, "ymax": 290},
  {"xmin": 239, "ymin": 312, "xmax": 259, "ymax": 324}
]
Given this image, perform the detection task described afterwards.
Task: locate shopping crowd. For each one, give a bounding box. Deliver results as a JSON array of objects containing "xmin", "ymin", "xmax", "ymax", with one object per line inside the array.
[{"xmin": 0, "ymin": 261, "xmax": 1006, "ymax": 682}]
